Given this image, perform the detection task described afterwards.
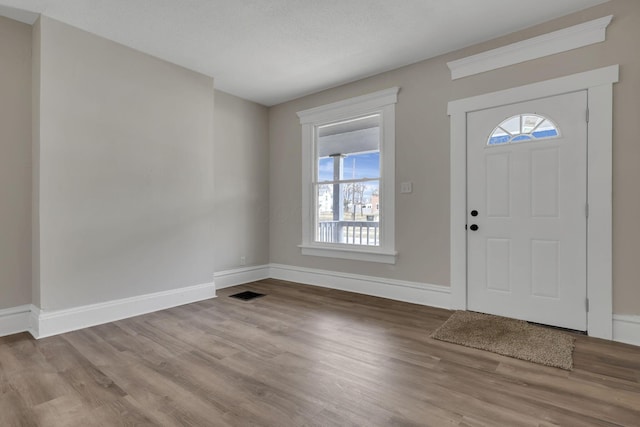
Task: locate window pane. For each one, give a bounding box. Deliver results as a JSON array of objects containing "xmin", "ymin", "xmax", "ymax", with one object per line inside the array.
[
  {"xmin": 342, "ymin": 181, "xmax": 380, "ymax": 221},
  {"xmin": 501, "ymin": 116, "xmax": 520, "ymax": 135},
  {"xmin": 511, "ymin": 134, "xmax": 533, "ymax": 142},
  {"xmin": 316, "ymin": 184, "xmax": 335, "ymax": 223},
  {"xmin": 315, "ymin": 181, "xmax": 380, "ymax": 246},
  {"xmin": 317, "ymin": 157, "xmax": 334, "ymax": 182},
  {"xmin": 317, "ymin": 152, "xmax": 380, "ymax": 182},
  {"xmin": 522, "ymin": 115, "xmax": 544, "ymax": 133},
  {"xmin": 488, "ymin": 134, "xmax": 510, "ymax": 145},
  {"xmin": 317, "ymin": 115, "xmax": 380, "ymax": 179},
  {"xmin": 343, "ymin": 152, "xmax": 380, "ymax": 180},
  {"xmin": 532, "ymin": 119, "xmax": 559, "ymax": 139},
  {"xmin": 532, "ymin": 128, "xmax": 559, "ymax": 138}
]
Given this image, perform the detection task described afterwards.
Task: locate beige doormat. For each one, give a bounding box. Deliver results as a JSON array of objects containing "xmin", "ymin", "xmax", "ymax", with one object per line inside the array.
[{"xmin": 431, "ymin": 311, "xmax": 575, "ymax": 370}]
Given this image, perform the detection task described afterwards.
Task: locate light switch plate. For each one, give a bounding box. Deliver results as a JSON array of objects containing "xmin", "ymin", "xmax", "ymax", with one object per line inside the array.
[{"xmin": 400, "ymin": 182, "xmax": 413, "ymax": 194}]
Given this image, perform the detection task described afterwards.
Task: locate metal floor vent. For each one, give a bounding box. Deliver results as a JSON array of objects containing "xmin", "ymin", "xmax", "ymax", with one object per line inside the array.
[{"xmin": 229, "ymin": 291, "xmax": 265, "ymax": 301}]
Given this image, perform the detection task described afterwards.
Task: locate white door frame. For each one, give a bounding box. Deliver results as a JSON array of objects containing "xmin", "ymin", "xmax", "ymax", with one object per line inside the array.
[{"xmin": 448, "ymin": 65, "xmax": 619, "ymax": 340}]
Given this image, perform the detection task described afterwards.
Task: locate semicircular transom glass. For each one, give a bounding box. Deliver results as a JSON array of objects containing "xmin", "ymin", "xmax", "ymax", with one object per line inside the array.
[{"xmin": 488, "ymin": 114, "xmax": 560, "ymax": 146}]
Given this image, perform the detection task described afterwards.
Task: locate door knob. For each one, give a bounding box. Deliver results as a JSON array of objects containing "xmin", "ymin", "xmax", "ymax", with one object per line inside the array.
[{"xmin": 470, "ymin": 224, "xmax": 479, "ymax": 231}]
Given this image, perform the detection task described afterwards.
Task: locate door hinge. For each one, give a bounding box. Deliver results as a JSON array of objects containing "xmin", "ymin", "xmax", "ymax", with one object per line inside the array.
[
  {"xmin": 586, "ymin": 108, "xmax": 590, "ymax": 123},
  {"xmin": 585, "ymin": 203, "xmax": 589, "ymax": 218},
  {"xmin": 586, "ymin": 298, "xmax": 590, "ymax": 312}
]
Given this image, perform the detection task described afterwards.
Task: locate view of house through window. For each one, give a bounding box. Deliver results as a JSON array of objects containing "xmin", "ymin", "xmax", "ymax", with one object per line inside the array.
[{"xmin": 315, "ymin": 114, "xmax": 381, "ymax": 246}]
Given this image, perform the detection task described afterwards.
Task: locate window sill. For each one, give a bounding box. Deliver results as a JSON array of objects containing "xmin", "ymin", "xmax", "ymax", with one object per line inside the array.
[{"xmin": 298, "ymin": 244, "xmax": 397, "ymax": 264}]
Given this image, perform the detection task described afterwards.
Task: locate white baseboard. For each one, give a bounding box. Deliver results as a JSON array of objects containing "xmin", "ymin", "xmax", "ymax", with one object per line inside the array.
[
  {"xmin": 0, "ymin": 305, "xmax": 31, "ymax": 337},
  {"xmin": 269, "ymin": 263, "xmax": 451, "ymax": 309},
  {"xmin": 613, "ymin": 315, "xmax": 640, "ymax": 347},
  {"xmin": 214, "ymin": 265, "xmax": 270, "ymax": 290},
  {"xmin": 30, "ymin": 282, "xmax": 216, "ymax": 339},
  {"xmin": 5, "ymin": 263, "xmax": 637, "ymax": 348}
]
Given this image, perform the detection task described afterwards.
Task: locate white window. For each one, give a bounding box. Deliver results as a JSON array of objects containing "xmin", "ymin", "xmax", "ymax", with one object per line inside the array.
[{"xmin": 297, "ymin": 88, "xmax": 399, "ymax": 264}]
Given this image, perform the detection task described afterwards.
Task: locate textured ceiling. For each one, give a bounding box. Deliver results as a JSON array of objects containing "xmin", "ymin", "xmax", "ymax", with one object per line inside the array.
[{"xmin": 0, "ymin": 0, "xmax": 608, "ymax": 106}]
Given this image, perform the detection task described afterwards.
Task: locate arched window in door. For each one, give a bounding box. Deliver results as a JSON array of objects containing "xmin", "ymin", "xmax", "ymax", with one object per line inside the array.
[{"xmin": 488, "ymin": 114, "xmax": 560, "ymax": 146}]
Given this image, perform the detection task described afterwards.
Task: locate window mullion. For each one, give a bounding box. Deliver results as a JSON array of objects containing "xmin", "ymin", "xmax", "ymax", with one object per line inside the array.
[{"xmin": 314, "ymin": 177, "xmax": 381, "ymax": 185}]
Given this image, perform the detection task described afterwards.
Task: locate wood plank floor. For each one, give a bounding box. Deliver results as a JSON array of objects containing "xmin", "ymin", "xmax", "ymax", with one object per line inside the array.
[{"xmin": 1, "ymin": 278, "xmax": 639, "ymax": 426}]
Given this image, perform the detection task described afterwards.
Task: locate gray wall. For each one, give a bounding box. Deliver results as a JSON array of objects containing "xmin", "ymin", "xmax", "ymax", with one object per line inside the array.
[
  {"xmin": 269, "ymin": 0, "xmax": 640, "ymax": 315},
  {"xmin": 33, "ymin": 17, "xmax": 215, "ymax": 311},
  {"xmin": 3, "ymin": 2, "xmax": 638, "ymax": 318},
  {"xmin": 0, "ymin": 16, "xmax": 31, "ymax": 310},
  {"xmin": 214, "ymin": 90, "xmax": 269, "ymax": 271},
  {"xmin": 31, "ymin": 17, "xmax": 41, "ymax": 307}
]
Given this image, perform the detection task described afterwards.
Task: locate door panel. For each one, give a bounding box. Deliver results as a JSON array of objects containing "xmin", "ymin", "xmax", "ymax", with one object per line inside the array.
[
  {"xmin": 530, "ymin": 147, "xmax": 559, "ymax": 217},
  {"xmin": 467, "ymin": 91, "xmax": 587, "ymax": 331},
  {"xmin": 485, "ymin": 153, "xmax": 511, "ymax": 217},
  {"xmin": 486, "ymin": 238, "xmax": 511, "ymax": 292}
]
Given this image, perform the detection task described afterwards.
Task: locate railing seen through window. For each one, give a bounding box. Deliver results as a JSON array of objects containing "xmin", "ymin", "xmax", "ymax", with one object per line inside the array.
[{"xmin": 314, "ymin": 114, "xmax": 381, "ymax": 246}]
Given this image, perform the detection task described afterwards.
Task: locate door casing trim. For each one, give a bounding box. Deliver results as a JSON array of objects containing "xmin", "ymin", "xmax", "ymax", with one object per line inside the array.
[{"xmin": 448, "ymin": 65, "xmax": 619, "ymax": 339}]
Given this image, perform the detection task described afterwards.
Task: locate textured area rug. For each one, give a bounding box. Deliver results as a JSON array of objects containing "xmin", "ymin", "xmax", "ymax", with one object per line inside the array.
[{"xmin": 431, "ymin": 311, "xmax": 575, "ymax": 370}]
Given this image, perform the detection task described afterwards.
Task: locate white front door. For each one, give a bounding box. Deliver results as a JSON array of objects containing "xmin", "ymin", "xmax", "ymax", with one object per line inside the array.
[{"xmin": 467, "ymin": 91, "xmax": 588, "ymax": 331}]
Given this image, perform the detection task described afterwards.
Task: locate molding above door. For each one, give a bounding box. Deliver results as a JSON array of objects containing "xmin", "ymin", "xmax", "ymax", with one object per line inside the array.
[
  {"xmin": 448, "ymin": 65, "xmax": 619, "ymax": 340},
  {"xmin": 446, "ymin": 16, "xmax": 613, "ymax": 80}
]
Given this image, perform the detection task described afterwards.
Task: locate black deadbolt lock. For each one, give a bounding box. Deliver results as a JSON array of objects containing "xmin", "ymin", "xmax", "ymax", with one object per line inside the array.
[{"xmin": 471, "ymin": 210, "xmax": 478, "ymax": 217}]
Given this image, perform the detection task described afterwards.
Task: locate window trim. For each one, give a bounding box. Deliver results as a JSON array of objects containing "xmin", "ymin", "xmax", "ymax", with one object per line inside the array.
[{"xmin": 297, "ymin": 87, "xmax": 399, "ymax": 264}]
